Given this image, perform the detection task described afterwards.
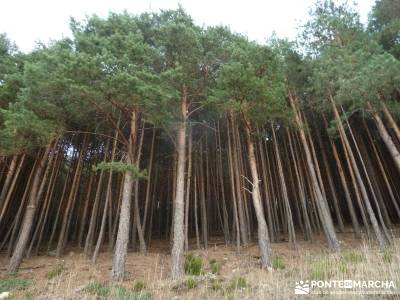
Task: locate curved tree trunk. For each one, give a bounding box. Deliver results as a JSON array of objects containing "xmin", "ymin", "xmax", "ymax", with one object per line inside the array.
[{"xmin": 243, "ymin": 115, "xmax": 272, "ymax": 270}]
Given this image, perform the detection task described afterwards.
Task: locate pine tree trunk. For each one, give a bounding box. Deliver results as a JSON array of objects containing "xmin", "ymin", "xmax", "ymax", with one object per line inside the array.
[
  {"xmin": 342, "ymin": 107, "xmax": 392, "ymax": 244},
  {"xmin": 243, "ymin": 115, "xmax": 272, "ymax": 270},
  {"xmin": 230, "ymin": 114, "xmax": 248, "ymax": 245},
  {"xmin": 57, "ymin": 138, "xmax": 87, "ymax": 257},
  {"xmin": 27, "ymin": 144, "xmax": 61, "ymax": 257},
  {"xmin": 381, "ymin": 100, "xmax": 400, "ymax": 142},
  {"xmin": 5, "ymin": 158, "xmax": 38, "ymax": 256},
  {"xmin": 47, "ymin": 161, "xmax": 72, "ymax": 252},
  {"xmin": 289, "ymin": 92, "xmax": 340, "ymax": 251},
  {"xmin": 171, "ymin": 85, "xmax": 188, "ymax": 279},
  {"xmin": 92, "ymin": 128, "xmax": 118, "ymax": 263},
  {"xmin": 143, "ymin": 128, "xmax": 156, "ymax": 235},
  {"xmin": 332, "ymin": 98, "xmax": 387, "ymax": 247},
  {"xmin": 0, "ymin": 156, "xmax": 17, "ymax": 208},
  {"xmin": 111, "ymin": 109, "xmax": 138, "ymax": 281},
  {"xmin": 7, "ymin": 147, "xmax": 50, "ymax": 273},
  {"xmin": 78, "ymin": 173, "xmax": 94, "ymax": 247},
  {"xmin": 227, "ymin": 118, "xmax": 241, "ymax": 252},
  {"xmin": 184, "ymin": 128, "xmax": 192, "ymax": 250},
  {"xmin": 132, "ymin": 122, "xmax": 146, "ymax": 253},
  {"xmin": 287, "ymin": 130, "xmax": 313, "ymax": 240},
  {"xmin": 199, "ymin": 142, "xmax": 208, "ymax": 248},
  {"xmin": 313, "ymin": 120, "xmax": 345, "ymax": 233},
  {"xmin": 216, "ymin": 121, "xmax": 230, "ymax": 244},
  {"xmin": 84, "ymin": 142, "xmax": 108, "ymax": 256},
  {"xmin": 364, "ymin": 119, "xmax": 400, "ymax": 219},
  {"xmin": 271, "ymin": 123, "xmax": 296, "ymax": 244},
  {"xmin": 368, "ymin": 102, "xmax": 400, "ymax": 174},
  {"xmin": 0, "ymin": 155, "xmax": 25, "ymax": 226},
  {"xmin": 194, "ymin": 168, "xmax": 201, "ymax": 249}
]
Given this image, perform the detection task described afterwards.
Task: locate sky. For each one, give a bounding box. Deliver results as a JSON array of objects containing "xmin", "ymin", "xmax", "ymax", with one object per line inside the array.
[{"xmin": 1, "ymin": 0, "xmax": 376, "ymax": 53}]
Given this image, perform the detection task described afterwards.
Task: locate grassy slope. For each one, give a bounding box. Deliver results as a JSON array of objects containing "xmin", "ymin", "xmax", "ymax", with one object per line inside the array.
[{"xmin": 1, "ymin": 231, "xmax": 400, "ymax": 299}]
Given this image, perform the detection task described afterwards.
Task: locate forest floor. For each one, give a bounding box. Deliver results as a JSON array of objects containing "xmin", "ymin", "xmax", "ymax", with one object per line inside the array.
[{"xmin": 1, "ymin": 230, "xmax": 400, "ymax": 299}]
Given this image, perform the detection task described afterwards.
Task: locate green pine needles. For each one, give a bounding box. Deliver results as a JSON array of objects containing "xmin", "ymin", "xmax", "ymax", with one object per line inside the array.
[{"xmin": 94, "ymin": 161, "xmax": 147, "ymax": 179}]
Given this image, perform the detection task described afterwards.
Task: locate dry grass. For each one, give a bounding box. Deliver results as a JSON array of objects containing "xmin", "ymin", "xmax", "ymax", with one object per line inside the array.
[{"xmin": 1, "ymin": 232, "xmax": 400, "ymax": 299}]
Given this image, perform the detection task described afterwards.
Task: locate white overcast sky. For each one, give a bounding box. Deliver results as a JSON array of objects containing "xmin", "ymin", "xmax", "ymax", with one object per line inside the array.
[{"xmin": 1, "ymin": 0, "xmax": 375, "ymax": 53}]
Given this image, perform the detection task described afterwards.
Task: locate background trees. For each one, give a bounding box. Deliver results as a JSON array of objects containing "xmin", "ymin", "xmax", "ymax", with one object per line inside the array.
[
  {"xmin": 210, "ymin": 41, "xmax": 291, "ymax": 268},
  {"xmin": 1, "ymin": 0, "xmax": 400, "ymax": 281}
]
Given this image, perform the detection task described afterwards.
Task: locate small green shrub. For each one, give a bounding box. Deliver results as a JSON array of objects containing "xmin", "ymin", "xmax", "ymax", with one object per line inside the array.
[
  {"xmin": 337, "ymin": 261, "xmax": 349, "ymax": 275},
  {"xmin": 309, "ymin": 257, "xmax": 332, "ymax": 280},
  {"xmin": 383, "ymin": 250, "xmax": 393, "ymax": 263},
  {"xmin": 210, "ymin": 278, "xmax": 223, "ymax": 291},
  {"xmin": 341, "ymin": 251, "xmax": 365, "ymax": 264},
  {"xmin": 272, "ymin": 256, "xmax": 285, "ymax": 270},
  {"xmin": 0, "ymin": 276, "xmax": 30, "ymax": 293},
  {"xmin": 209, "ymin": 259, "xmax": 221, "ymax": 274},
  {"xmin": 132, "ymin": 279, "xmax": 146, "ymax": 292},
  {"xmin": 184, "ymin": 253, "xmax": 203, "ymax": 276},
  {"xmin": 46, "ymin": 262, "xmax": 66, "ymax": 279},
  {"xmin": 229, "ymin": 276, "xmax": 248, "ymax": 290},
  {"xmin": 84, "ymin": 282, "xmax": 153, "ymax": 300},
  {"xmin": 83, "ymin": 282, "xmax": 110, "ymax": 298},
  {"xmin": 186, "ymin": 277, "xmax": 197, "ymax": 289}
]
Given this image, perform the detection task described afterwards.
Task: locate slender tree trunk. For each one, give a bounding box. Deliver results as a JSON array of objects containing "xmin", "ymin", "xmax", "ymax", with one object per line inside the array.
[
  {"xmin": 230, "ymin": 114, "xmax": 248, "ymax": 245},
  {"xmin": 92, "ymin": 128, "xmax": 119, "ymax": 263},
  {"xmin": 57, "ymin": 138, "xmax": 87, "ymax": 257},
  {"xmin": 132, "ymin": 123, "xmax": 146, "ymax": 253},
  {"xmin": 199, "ymin": 142, "xmax": 208, "ymax": 248},
  {"xmin": 194, "ymin": 168, "xmax": 201, "ymax": 250},
  {"xmin": 7, "ymin": 147, "xmax": 50, "ymax": 273},
  {"xmin": 342, "ymin": 106, "xmax": 392, "ymax": 244},
  {"xmin": 331, "ymin": 97, "xmax": 387, "ymax": 247},
  {"xmin": 111, "ymin": 109, "xmax": 138, "ymax": 281},
  {"xmin": 84, "ymin": 151, "xmax": 107, "ymax": 255},
  {"xmin": 322, "ymin": 114, "xmax": 361, "ymax": 237},
  {"xmin": 313, "ymin": 119, "xmax": 345, "ymax": 232},
  {"xmin": 217, "ymin": 121, "xmax": 230, "ymax": 244},
  {"xmin": 0, "ymin": 155, "xmax": 25, "ymax": 226},
  {"xmin": 184, "ymin": 128, "xmax": 192, "ymax": 251},
  {"xmin": 78, "ymin": 173, "xmax": 94, "ymax": 247},
  {"xmin": 381, "ymin": 99, "xmax": 400, "ymax": 142},
  {"xmin": 143, "ymin": 128, "xmax": 156, "ymax": 235},
  {"xmin": 6, "ymin": 159, "xmax": 38, "ymax": 256},
  {"xmin": 171, "ymin": 85, "xmax": 188, "ymax": 279},
  {"xmin": 243, "ymin": 115, "xmax": 272, "ymax": 270},
  {"xmin": 47, "ymin": 160, "xmax": 72, "ymax": 252},
  {"xmin": 288, "ymin": 130, "xmax": 313, "ymax": 241},
  {"xmin": 271, "ymin": 123, "xmax": 296, "ymax": 244},
  {"xmin": 368, "ymin": 102, "xmax": 400, "ymax": 174},
  {"xmin": 363, "ymin": 119, "xmax": 400, "ymax": 219},
  {"xmin": 0, "ymin": 156, "xmax": 17, "ymax": 208},
  {"xmin": 227, "ymin": 118, "xmax": 241, "ymax": 252},
  {"xmin": 33, "ymin": 151, "xmax": 63, "ymax": 255},
  {"xmin": 289, "ymin": 92, "xmax": 340, "ymax": 251},
  {"xmin": 27, "ymin": 144, "xmax": 61, "ymax": 257}
]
